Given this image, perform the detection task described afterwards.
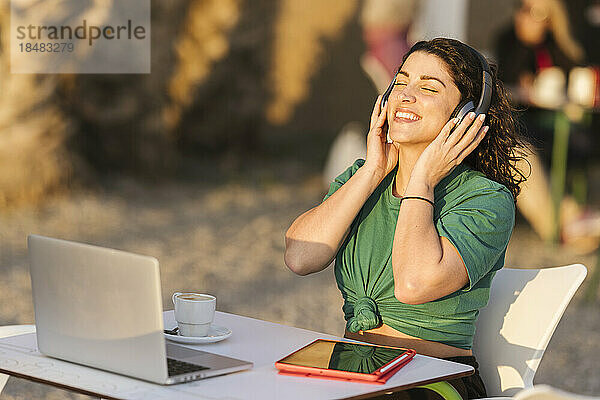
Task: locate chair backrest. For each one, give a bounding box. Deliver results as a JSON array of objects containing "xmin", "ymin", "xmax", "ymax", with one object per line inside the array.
[{"xmin": 473, "ymin": 264, "xmax": 587, "ymax": 397}]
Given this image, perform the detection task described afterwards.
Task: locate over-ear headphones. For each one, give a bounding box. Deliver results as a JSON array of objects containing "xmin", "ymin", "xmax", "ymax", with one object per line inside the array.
[{"xmin": 381, "ymin": 45, "xmax": 493, "ymax": 143}]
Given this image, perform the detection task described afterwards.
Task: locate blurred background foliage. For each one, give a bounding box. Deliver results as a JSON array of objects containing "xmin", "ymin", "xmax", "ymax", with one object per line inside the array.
[{"xmin": 0, "ymin": 0, "xmax": 378, "ymax": 208}]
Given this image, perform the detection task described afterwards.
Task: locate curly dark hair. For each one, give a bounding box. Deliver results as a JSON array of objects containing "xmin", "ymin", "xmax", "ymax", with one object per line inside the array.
[{"xmin": 400, "ymin": 38, "xmax": 529, "ymax": 201}]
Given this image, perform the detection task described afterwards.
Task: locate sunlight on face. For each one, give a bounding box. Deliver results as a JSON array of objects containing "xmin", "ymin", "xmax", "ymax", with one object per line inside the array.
[{"xmin": 386, "ymin": 51, "xmax": 461, "ymax": 146}]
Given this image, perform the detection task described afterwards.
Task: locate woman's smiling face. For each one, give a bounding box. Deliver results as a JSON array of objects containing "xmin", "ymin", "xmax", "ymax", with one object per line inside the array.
[{"xmin": 387, "ymin": 51, "xmax": 462, "ymax": 145}]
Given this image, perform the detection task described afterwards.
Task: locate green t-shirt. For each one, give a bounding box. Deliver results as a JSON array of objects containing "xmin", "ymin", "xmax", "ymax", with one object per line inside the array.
[{"xmin": 323, "ymin": 159, "xmax": 515, "ymax": 350}]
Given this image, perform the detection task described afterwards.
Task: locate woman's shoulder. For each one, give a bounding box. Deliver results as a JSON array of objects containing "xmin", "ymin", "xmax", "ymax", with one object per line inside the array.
[
  {"xmin": 323, "ymin": 159, "xmax": 367, "ymax": 202},
  {"xmin": 462, "ymin": 168, "xmax": 512, "ymax": 194},
  {"xmin": 349, "ymin": 158, "xmax": 366, "ymax": 172},
  {"xmin": 437, "ymin": 165, "xmax": 514, "ymax": 209}
]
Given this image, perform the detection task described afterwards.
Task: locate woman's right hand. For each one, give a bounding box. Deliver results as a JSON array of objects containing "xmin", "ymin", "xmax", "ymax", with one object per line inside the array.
[{"xmin": 363, "ymin": 95, "xmax": 399, "ymax": 182}]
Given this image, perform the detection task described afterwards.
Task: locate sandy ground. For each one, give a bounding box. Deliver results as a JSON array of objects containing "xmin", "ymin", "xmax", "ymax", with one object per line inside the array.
[{"xmin": 0, "ymin": 165, "xmax": 598, "ymax": 399}]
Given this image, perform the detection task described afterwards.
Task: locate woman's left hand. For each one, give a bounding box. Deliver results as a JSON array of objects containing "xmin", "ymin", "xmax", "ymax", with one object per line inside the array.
[{"xmin": 409, "ymin": 112, "xmax": 489, "ymax": 192}]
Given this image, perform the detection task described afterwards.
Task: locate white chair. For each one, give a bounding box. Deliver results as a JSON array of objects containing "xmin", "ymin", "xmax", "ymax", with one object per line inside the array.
[
  {"xmin": 513, "ymin": 384, "xmax": 600, "ymax": 400},
  {"xmin": 473, "ymin": 264, "xmax": 587, "ymax": 399},
  {"xmin": 0, "ymin": 324, "xmax": 36, "ymax": 394}
]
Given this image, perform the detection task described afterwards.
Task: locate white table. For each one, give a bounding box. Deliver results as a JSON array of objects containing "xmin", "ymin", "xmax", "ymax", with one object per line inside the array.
[{"xmin": 0, "ymin": 311, "xmax": 473, "ymax": 399}]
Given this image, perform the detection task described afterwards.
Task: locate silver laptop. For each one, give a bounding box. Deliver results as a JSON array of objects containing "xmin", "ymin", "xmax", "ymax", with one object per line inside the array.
[{"xmin": 27, "ymin": 234, "xmax": 253, "ymax": 385}]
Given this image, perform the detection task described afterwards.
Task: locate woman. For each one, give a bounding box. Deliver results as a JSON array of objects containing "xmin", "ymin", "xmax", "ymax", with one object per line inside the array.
[{"xmin": 284, "ymin": 38, "xmax": 528, "ymax": 399}]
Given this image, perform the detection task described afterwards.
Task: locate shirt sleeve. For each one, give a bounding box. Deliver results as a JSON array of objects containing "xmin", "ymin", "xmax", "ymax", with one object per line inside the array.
[
  {"xmin": 322, "ymin": 159, "xmax": 366, "ymax": 202},
  {"xmin": 435, "ymin": 187, "xmax": 515, "ymax": 290}
]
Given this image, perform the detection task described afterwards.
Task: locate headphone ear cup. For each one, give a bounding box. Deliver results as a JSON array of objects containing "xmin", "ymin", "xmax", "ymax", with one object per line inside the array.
[{"xmin": 451, "ymin": 100, "xmax": 475, "ymax": 123}]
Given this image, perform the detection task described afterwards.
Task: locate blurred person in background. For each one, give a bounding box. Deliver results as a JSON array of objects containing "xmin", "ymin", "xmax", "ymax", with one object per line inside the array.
[
  {"xmin": 495, "ymin": 0, "xmax": 600, "ymax": 247},
  {"xmin": 323, "ymin": 0, "xmax": 419, "ymax": 193},
  {"xmin": 495, "ymin": 0, "xmax": 584, "ymax": 98},
  {"xmin": 359, "ymin": 0, "xmax": 419, "ymax": 93},
  {"xmin": 286, "ymin": 38, "xmax": 528, "ymax": 399}
]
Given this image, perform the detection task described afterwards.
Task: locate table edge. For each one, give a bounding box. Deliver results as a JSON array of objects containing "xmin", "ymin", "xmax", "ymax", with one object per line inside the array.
[
  {"xmin": 0, "ymin": 366, "xmax": 122, "ymax": 400},
  {"xmin": 1, "ymin": 366, "xmax": 474, "ymax": 400}
]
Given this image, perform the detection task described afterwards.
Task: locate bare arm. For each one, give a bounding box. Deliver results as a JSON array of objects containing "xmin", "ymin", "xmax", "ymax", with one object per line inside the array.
[
  {"xmin": 285, "ymin": 95, "xmax": 399, "ymax": 275},
  {"xmin": 392, "ymin": 113, "xmax": 488, "ymax": 304}
]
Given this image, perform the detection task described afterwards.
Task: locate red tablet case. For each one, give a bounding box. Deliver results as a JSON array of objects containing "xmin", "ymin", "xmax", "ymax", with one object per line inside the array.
[{"xmin": 275, "ymin": 339, "xmax": 416, "ymax": 384}]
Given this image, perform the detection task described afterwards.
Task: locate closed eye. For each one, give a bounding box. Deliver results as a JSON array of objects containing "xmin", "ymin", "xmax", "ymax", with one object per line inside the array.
[{"xmin": 393, "ymin": 82, "xmax": 437, "ymax": 93}]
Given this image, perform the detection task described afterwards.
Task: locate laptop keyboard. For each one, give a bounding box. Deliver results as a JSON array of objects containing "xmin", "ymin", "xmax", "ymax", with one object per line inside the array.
[{"xmin": 167, "ymin": 358, "xmax": 209, "ymax": 377}]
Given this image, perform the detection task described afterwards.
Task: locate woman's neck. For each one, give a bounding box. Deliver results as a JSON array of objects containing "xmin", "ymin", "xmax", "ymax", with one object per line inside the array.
[{"xmin": 392, "ymin": 143, "xmax": 428, "ymax": 198}]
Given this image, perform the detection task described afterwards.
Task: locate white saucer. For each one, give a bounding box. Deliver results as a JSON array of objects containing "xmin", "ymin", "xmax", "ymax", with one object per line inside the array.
[{"xmin": 164, "ymin": 325, "xmax": 232, "ymax": 344}]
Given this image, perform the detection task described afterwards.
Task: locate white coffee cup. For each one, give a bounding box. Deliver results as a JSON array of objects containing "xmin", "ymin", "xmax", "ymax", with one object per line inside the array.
[{"xmin": 172, "ymin": 292, "xmax": 216, "ymax": 337}]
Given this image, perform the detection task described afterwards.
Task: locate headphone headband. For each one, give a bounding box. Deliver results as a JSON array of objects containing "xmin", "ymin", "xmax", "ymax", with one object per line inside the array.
[{"xmin": 471, "ymin": 48, "xmax": 493, "ymax": 115}]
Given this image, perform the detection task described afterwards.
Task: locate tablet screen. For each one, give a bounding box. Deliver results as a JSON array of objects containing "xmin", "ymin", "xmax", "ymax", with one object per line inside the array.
[{"xmin": 278, "ymin": 339, "xmax": 410, "ymax": 374}]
